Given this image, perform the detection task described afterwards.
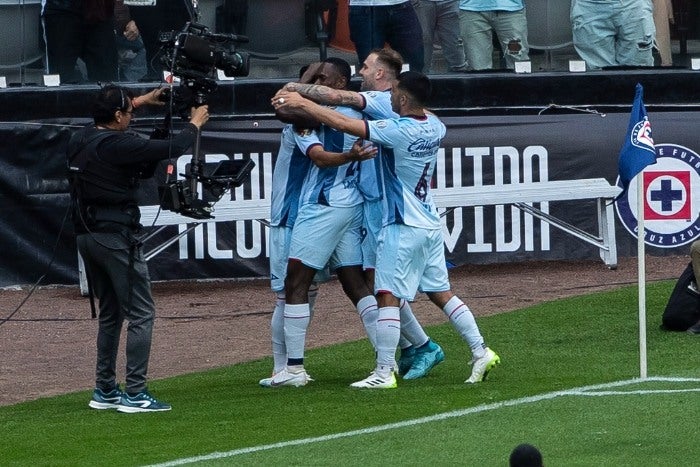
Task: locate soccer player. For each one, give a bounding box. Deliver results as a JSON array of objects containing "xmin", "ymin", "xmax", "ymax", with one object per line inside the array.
[
  {"xmin": 280, "ymin": 48, "xmax": 446, "ymax": 381},
  {"xmin": 268, "ymin": 59, "xmax": 379, "ymax": 387},
  {"xmin": 274, "ymin": 71, "xmax": 500, "ymax": 388}
]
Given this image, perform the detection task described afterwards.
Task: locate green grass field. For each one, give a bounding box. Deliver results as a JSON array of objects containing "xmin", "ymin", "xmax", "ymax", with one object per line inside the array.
[{"xmin": 2, "ymin": 281, "xmax": 699, "ymax": 466}]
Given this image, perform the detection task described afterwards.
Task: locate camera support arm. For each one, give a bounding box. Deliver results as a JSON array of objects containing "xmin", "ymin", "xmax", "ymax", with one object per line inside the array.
[{"xmin": 189, "ymin": 126, "xmax": 203, "ymax": 198}]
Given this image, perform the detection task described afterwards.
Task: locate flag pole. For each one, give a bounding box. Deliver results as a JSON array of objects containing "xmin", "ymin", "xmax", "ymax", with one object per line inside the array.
[
  {"xmin": 637, "ymin": 174, "xmax": 648, "ymax": 379},
  {"xmin": 616, "ymin": 82, "xmax": 656, "ymax": 379}
]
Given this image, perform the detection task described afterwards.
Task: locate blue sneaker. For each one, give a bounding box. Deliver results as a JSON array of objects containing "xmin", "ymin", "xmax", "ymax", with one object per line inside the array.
[
  {"xmin": 117, "ymin": 390, "xmax": 172, "ymax": 413},
  {"xmin": 88, "ymin": 386, "xmax": 124, "ymax": 410},
  {"xmin": 397, "ymin": 346, "xmax": 416, "ymax": 376},
  {"xmin": 403, "ymin": 341, "xmax": 445, "ymax": 380}
]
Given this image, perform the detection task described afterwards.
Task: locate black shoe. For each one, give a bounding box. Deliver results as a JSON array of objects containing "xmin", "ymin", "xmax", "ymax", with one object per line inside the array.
[{"xmin": 687, "ymin": 320, "xmax": 700, "ymax": 335}]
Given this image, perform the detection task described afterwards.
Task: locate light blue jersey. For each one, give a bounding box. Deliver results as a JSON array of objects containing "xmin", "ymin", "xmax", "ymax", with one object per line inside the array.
[
  {"xmin": 366, "ymin": 113, "xmax": 446, "ymax": 229},
  {"xmin": 289, "ymin": 107, "xmax": 366, "ymax": 271},
  {"xmin": 269, "ymin": 124, "xmax": 319, "ymax": 227},
  {"xmin": 269, "ymin": 124, "xmax": 322, "ymax": 291},
  {"xmin": 358, "ymin": 90, "xmax": 396, "ymax": 202},
  {"xmin": 300, "ymin": 106, "xmax": 365, "ymax": 208}
]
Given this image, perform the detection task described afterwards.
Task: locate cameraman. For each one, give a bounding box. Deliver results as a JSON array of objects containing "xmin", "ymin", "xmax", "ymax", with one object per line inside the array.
[{"xmin": 67, "ymin": 84, "xmax": 209, "ymax": 413}]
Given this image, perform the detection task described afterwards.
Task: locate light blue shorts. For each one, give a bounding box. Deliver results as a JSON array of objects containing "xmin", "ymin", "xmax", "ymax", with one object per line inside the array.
[
  {"xmin": 374, "ymin": 223, "xmax": 450, "ymax": 300},
  {"xmin": 270, "ymin": 225, "xmax": 332, "ymax": 291},
  {"xmin": 289, "ymin": 203, "xmax": 364, "ymax": 271},
  {"xmin": 269, "ymin": 226, "xmax": 292, "ymax": 292},
  {"xmin": 362, "ymin": 199, "xmax": 383, "ymax": 270}
]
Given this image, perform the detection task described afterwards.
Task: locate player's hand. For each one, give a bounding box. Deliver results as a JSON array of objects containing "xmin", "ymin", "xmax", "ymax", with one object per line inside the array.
[
  {"xmin": 190, "ymin": 105, "xmax": 209, "ymax": 129},
  {"xmin": 347, "ymin": 139, "xmax": 377, "ymax": 161},
  {"xmin": 271, "ymin": 91, "xmax": 304, "ymax": 110}
]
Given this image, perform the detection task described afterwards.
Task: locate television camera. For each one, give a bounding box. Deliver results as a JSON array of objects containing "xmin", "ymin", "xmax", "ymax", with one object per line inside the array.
[
  {"xmin": 158, "ymin": 22, "xmax": 250, "ymax": 110},
  {"xmin": 156, "ymin": 22, "xmax": 254, "ymax": 220}
]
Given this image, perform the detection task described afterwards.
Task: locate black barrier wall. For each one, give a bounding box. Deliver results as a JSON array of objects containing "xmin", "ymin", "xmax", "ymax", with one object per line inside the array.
[{"xmin": 1, "ymin": 72, "xmax": 699, "ymax": 287}]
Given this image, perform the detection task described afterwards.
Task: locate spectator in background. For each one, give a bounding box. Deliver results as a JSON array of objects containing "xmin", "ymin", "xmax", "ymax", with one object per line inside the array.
[
  {"xmin": 114, "ymin": 1, "xmax": 147, "ymax": 81},
  {"xmin": 509, "ymin": 443, "xmax": 544, "ymax": 467},
  {"xmin": 571, "ymin": 0, "xmax": 656, "ymax": 69},
  {"xmin": 653, "ymin": 0, "xmax": 674, "ymax": 66},
  {"xmin": 348, "ymin": 0, "xmax": 425, "ymax": 72},
  {"xmin": 127, "ymin": 0, "xmax": 193, "ymax": 80},
  {"xmin": 412, "ymin": 0, "xmax": 468, "ymax": 73},
  {"xmin": 41, "ymin": 0, "xmax": 119, "ymax": 83},
  {"xmin": 458, "ymin": 0, "xmax": 530, "ymax": 70}
]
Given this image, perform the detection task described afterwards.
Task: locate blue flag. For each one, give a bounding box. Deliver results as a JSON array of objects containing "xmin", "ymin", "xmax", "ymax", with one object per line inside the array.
[{"xmin": 617, "ymin": 83, "xmax": 657, "ymax": 194}]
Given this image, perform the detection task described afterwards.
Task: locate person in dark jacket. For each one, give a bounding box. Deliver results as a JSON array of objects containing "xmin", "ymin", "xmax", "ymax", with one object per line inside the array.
[
  {"xmin": 41, "ymin": 0, "xmax": 119, "ymax": 83},
  {"xmin": 68, "ymin": 84, "xmax": 208, "ymax": 412}
]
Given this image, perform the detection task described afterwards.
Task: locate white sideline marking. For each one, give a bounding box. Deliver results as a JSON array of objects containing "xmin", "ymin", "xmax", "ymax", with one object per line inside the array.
[{"xmin": 146, "ymin": 376, "xmax": 700, "ymax": 467}]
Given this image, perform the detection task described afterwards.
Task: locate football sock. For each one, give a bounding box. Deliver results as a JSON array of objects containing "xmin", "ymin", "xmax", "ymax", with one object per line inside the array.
[
  {"xmin": 283, "ymin": 303, "xmax": 310, "ymax": 364},
  {"xmin": 399, "ymin": 299, "xmax": 430, "ymax": 347},
  {"xmin": 308, "ymin": 283, "xmax": 319, "ymax": 318},
  {"xmin": 271, "ymin": 293, "xmax": 286, "ymax": 373},
  {"xmin": 442, "ymin": 296, "xmax": 486, "ymax": 358},
  {"xmin": 356, "ymin": 295, "xmax": 378, "ymax": 349},
  {"xmin": 376, "ymin": 306, "xmax": 400, "ymax": 370}
]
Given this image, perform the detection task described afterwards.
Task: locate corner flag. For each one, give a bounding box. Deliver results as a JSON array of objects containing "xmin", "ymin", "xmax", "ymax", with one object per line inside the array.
[
  {"xmin": 617, "ymin": 83, "xmax": 658, "ymax": 380},
  {"xmin": 617, "ymin": 83, "xmax": 657, "ymax": 193}
]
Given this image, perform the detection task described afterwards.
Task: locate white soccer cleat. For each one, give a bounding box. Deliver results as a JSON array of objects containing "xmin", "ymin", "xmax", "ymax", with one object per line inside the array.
[
  {"xmin": 259, "ymin": 374, "xmax": 275, "ymax": 387},
  {"xmin": 465, "ymin": 347, "xmax": 500, "ymax": 384},
  {"xmin": 350, "ymin": 370, "xmax": 397, "ymax": 389},
  {"xmin": 269, "ymin": 367, "xmax": 313, "ymax": 387}
]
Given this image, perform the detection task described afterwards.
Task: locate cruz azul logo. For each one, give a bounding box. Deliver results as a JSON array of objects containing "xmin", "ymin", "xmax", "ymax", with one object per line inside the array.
[{"xmin": 616, "ymin": 143, "xmax": 700, "ymax": 248}]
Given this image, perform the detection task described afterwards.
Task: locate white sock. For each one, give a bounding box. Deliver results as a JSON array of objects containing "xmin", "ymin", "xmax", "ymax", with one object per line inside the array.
[
  {"xmin": 376, "ymin": 306, "xmax": 400, "ymax": 370},
  {"xmin": 271, "ymin": 293, "xmax": 286, "ymax": 373},
  {"xmin": 443, "ymin": 296, "xmax": 486, "ymax": 358},
  {"xmin": 356, "ymin": 295, "xmax": 378, "ymax": 350},
  {"xmin": 399, "ymin": 299, "xmax": 430, "ymax": 347},
  {"xmin": 283, "ymin": 303, "xmax": 311, "ymax": 363}
]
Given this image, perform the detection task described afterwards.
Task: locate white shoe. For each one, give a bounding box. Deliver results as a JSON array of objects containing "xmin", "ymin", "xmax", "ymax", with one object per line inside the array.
[
  {"xmin": 350, "ymin": 370, "xmax": 397, "ymax": 389},
  {"xmin": 465, "ymin": 347, "xmax": 500, "ymax": 384},
  {"xmin": 269, "ymin": 367, "xmax": 313, "ymax": 387},
  {"xmin": 259, "ymin": 374, "xmax": 275, "ymax": 387}
]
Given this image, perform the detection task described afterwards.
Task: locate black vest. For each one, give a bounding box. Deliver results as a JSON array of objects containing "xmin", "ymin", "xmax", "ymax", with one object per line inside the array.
[{"xmin": 67, "ymin": 127, "xmax": 142, "ymax": 232}]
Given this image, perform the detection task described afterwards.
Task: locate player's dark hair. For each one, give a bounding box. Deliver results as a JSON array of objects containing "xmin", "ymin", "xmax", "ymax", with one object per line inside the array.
[
  {"xmin": 323, "ymin": 57, "xmax": 352, "ymax": 86},
  {"xmin": 371, "ymin": 47, "xmax": 403, "ymax": 79},
  {"xmin": 298, "ymin": 64, "xmax": 310, "ymax": 80},
  {"xmin": 397, "ymin": 71, "xmax": 431, "ymax": 106},
  {"xmin": 509, "ymin": 444, "xmax": 543, "ymax": 467},
  {"xmin": 92, "ymin": 85, "xmax": 134, "ymax": 125}
]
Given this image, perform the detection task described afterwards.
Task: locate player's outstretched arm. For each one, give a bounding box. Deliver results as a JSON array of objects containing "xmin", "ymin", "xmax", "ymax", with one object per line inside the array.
[
  {"xmin": 282, "ymin": 82, "xmax": 364, "ymax": 109},
  {"xmin": 273, "ymin": 91, "xmax": 367, "ymax": 140}
]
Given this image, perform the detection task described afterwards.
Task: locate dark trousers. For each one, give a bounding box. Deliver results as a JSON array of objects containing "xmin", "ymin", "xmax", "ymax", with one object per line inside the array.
[
  {"xmin": 77, "ymin": 230, "xmax": 155, "ymax": 394},
  {"xmin": 349, "ymin": 2, "xmax": 425, "ymax": 72},
  {"xmin": 42, "ymin": 12, "xmax": 118, "ymax": 83}
]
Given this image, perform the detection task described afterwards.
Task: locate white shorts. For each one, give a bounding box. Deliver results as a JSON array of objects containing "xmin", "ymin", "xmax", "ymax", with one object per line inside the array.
[
  {"xmin": 374, "ymin": 223, "xmax": 450, "ymax": 300},
  {"xmin": 289, "ymin": 203, "xmax": 364, "ymax": 271},
  {"xmin": 362, "ymin": 199, "xmax": 383, "ymax": 270}
]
